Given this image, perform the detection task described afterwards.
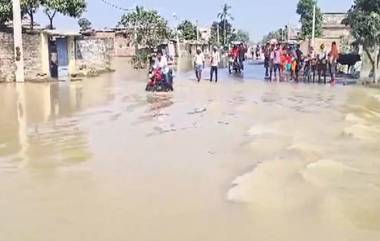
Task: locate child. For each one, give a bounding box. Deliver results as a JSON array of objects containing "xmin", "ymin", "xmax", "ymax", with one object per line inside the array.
[{"xmin": 280, "ymin": 50, "xmax": 288, "ymax": 81}]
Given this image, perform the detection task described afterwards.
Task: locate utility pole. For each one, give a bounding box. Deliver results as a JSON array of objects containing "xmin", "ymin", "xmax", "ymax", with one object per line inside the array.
[
  {"xmin": 196, "ymin": 20, "xmax": 199, "ymax": 43},
  {"xmin": 311, "ymin": 4, "xmax": 316, "ymax": 49},
  {"xmin": 12, "ymin": 0, "xmax": 25, "ymax": 82},
  {"xmin": 217, "ymin": 24, "xmax": 220, "ymax": 46},
  {"xmin": 172, "ymin": 13, "xmax": 180, "ymax": 57}
]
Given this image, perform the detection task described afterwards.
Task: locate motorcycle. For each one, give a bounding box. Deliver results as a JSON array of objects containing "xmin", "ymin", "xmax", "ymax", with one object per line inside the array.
[
  {"xmin": 228, "ymin": 57, "xmax": 243, "ymax": 74},
  {"xmin": 145, "ymin": 67, "xmax": 174, "ymax": 92}
]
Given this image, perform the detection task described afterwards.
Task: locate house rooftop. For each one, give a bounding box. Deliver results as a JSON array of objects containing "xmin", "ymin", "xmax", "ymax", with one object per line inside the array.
[{"xmin": 43, "ymin": 29, "xmax": 80, "ymax": 36}]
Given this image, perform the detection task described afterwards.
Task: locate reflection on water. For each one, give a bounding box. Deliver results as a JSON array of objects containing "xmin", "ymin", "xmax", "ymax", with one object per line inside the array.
[
  {"xmin": 0, "ymin": 78, "xmax": 114, "ymax": 169},
  {"xmin": 1, "ymin": 62, "xmax": 380, "ymax": 241}
]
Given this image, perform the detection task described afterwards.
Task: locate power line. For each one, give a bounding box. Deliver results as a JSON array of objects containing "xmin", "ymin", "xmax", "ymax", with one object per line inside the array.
[{"xmin": 99, "ymin": 0, "xmax": 132, "ymax": 12}]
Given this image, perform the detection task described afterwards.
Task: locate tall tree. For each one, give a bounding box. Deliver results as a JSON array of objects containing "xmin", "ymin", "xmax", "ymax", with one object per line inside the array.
[
  {"xmin": 177, "ymin": 20, "xmax": 197, "ymax": 41},
  {"xmin": 22, "ymin": 0, "xmax": 43, "ymax": 30},
  {"xmin": 296, "ymin": 0, "xmax": 323, "ymax": 39},
  {"xmin": 43, "ymin": 0, "xmax": 86, "ymax": 29},
  {"xmin": 344, "ymin": 0, "xmax": 380, "ymax": 83},
  {"xmin": 210, "ymin": 20, "xmax": 233, "ymax": 47},
  {"xmin": 119, "ymin": 6, "xmax": 170, "ymax": 51},
  {"xmin": 217, "ymin": 4, "xmax": 234, "ymax": 46},
  {"xmin": 78, "ymin": 17, "xmax": 92, "ymax": 32}
]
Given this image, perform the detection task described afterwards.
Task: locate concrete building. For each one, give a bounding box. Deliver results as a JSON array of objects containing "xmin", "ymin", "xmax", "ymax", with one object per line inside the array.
[
  {"xmin": 198, "ymin": 27, "xmax": 211, "ymax": 42},
  {"xmin": 300, "ymin": 12, "xmax": 352, "ymax": 53},
  {"xmin": 321, "ymin": 12, "xmax": 351, "ymax": 39},
  {"xmin": 0, "ymin": 29, "xmax": 113, "ymax": 82},
  {"xmin": 93, "ymin": 28, "xmax": 135, "ymax": 57}
]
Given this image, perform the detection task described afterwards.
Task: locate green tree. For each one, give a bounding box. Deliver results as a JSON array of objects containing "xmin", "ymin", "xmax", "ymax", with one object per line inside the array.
[
  {"xmin": 119, "ymin": 6, "xmax": 170, "ymax": 51},
  {"xmin": 0, "ymin": 0, "xmax": 13, "ymax": 26},
  {"xmin": 217, "ymin": 4, "xmax": 234, "ymax": 46},
  {"xmin": 43, "ymin": 0, "xmax": 86, "ymax": 29},
  {"xmin": 78, "ymin": 17, "xmax": 92, "ymax": 32},
  {"xmin": 344, "ymin": 0, "xmax": 380, "ymax": 83},
  {"xmin": 177, "ymin": 20, "xmax": 197, "ymax": 41},
  {"xmin": 296, "ymin": 0, "xmax": 323, "ymax": 39},
  {"xmin": 210, "ymin": 20, "xmax": 233, "ymax": 47},
  {"xmin": 22, "ymin": 0, "xmax": 43, "ymax": 30}
]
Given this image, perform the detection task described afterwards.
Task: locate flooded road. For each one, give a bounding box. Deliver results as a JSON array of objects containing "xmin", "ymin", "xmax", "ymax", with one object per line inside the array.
[{"xmin": 1, "ymin": 60, "xmax": 380, "ymax": 241}]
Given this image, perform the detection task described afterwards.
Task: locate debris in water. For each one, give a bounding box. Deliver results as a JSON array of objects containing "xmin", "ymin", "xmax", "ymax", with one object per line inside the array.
[{"xmin": 188, "ymin": 107, "xmax": 207, "ymax": 115}]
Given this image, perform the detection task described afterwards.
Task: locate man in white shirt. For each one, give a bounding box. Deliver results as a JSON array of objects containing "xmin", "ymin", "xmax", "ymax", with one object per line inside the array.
[
  {"xmin": 154, "ymin": 51, "xmax": 169, "ymax": 82},
  {"xmin": 210, "ymin": 47, "xmax": 220, "ymax": 83},
  {"xmin": 194, "ymin": 48, "xmax": 205, "ymax": 82},
  {"xmin": 317, "ymin": 44, "xmax": 328, "ymax": 83}
]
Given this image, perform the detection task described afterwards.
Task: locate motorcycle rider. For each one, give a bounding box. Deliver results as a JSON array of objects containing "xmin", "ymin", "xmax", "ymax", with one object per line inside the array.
[{"xmin": 153, "ymin": 50, "xmax": 170, "ymax": 84}]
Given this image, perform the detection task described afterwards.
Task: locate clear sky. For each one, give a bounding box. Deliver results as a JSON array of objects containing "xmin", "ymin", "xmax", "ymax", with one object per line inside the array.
[{"xmin": 35, "ymin": 0, "xmax": 353, "ymax": 41}]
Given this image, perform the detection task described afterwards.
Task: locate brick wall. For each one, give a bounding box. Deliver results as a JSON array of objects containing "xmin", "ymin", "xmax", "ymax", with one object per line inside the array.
[
  {"xmin": 75, "ymin": 37, "xmax": 113, "ymax": 72},
  {"xmin": 0, "ymin": 30, "xmax": 45, "ymax": 82},
  {"xmin": 114, "ymin": 33, "xmax": 135, "ymax": 57}
]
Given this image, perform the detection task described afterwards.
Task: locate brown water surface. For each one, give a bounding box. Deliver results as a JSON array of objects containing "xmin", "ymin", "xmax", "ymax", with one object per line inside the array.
[{"xmin": 1, "ymin": 61, "xmax": 380, "ymax": 241}]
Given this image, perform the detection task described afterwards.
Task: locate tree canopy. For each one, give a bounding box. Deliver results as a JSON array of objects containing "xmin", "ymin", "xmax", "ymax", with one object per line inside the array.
[
  {"xmin": 344, "ymin": 0, "xmax": 380, "ymax": 83},
  {"xmin": 210, "ymin": 20, "xmax": 234, "ymax": 47},
  {"xmin": 217, "ymin": 4, "xmax": 234, "ymax": 46},
  {"xmin": 177, "ymin": 20, "xmax": 197, "ymax": 41},
  {"xmin": 44, "ymin": 0, "xmax": 86, "ymax": 29},
  {"xmin": 0, "ymin": 0, "xmax": 13, "ymax": 26},
  {"xmin": 0, "ymin": 0, "xmax": 86, "ymax": 29},
  {"xmin": 78, "ymin": 17, "xmax": 92, "ymax": 32},
  {"xmin": 296, "ymin": 0, "xmax": 323, "ymax": 38},
  {"xmin": 119, "ymin": 6, "xmax": 170, "ymax": 50}
]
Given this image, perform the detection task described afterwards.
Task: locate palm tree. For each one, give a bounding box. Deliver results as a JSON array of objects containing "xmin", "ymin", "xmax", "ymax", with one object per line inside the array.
[{"xmin": 217, "ymin": 3, "xmax": 234, "ymax": 45}]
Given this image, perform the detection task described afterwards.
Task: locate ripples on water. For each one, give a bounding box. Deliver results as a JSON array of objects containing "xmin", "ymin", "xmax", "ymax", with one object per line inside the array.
[{"xmin": 1, "ymin": 64, "xmax": 380, "ymax": 241}]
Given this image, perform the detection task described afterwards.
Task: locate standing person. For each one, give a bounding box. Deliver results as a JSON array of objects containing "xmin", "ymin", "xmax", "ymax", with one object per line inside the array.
[
  {"xmin": 329, "ymin": 41, "xmax": 339, "ymax": 84},
  {"xmin": 294, "ymin": 45, "xmax": 303, "ymax": 82},
  {"xmin": 238, "ymin": 43, "xmax": 246, "ymax": 72},
  {"xmin": 194, "ymin": 48, "xmax": 205, "ymax": 82},
  {"xmin": 309, "ymin": 46, "xmax": 317, "ymax": 82},
  {"xmin": 317, "ymin": 44, "xmax": 328, "ymax": 84},
  {"xmin": 269, "ymin": 44, "xmax": 276, "ymax": 81},
  {"xmin": 210, "ymin": 47, "xmax": 220, "ymax": 83},
  {"xmin": 280, "ymin": 48, "xmax": 289, "ymax": 81},
  {"xmin": 264, "ymin": 43, "xmax": 271, "ymax": 79},
  {"xmin": 256, "ymin": 44, "xmax": 261, "ymax": 60},
  {"xmin": 272, "ymin": 44, "xmax": 282, "ymax": 82}
]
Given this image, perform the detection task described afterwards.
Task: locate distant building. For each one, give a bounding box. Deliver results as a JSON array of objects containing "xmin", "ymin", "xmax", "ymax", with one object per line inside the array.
[
  {"xmin": 288, "ymin": 24, "xmax": 301, "ymax": 41},
  {"xmin": 92, "ymin": 28, "xmax": 135, "ymax": 57},
  {"xmin": 321, "ymin": 12, "xmax": 351, "ymax": 39},
  {"xmin": 5, "ymin": 16, "xmax": 43, "ymax": 30}
]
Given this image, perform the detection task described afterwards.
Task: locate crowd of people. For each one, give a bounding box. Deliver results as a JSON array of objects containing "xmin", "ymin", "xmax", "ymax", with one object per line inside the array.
[
  {"xmin": 147, "ymin": 40, "xmax": 341, "ymax": 92},
  {"xmin": 262, "ymin": 41, "xmax": 340, "ymax": 84}
]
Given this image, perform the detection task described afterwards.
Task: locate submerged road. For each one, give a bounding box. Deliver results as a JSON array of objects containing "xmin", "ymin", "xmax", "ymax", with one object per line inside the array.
[{"xmin": 1, "ymin": 59, "xmax": 380, "ymax": 241}]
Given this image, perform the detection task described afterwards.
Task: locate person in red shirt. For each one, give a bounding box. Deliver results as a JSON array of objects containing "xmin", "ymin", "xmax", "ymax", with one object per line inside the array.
[{"xmin": 230, "ymin": 45, "xmax": 239, "ymax": 60}]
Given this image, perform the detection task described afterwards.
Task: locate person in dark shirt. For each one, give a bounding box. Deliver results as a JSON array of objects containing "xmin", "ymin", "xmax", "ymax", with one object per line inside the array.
[{"xmin": 238, "ymin": 43, "xmax": 246, "ymax": 72}]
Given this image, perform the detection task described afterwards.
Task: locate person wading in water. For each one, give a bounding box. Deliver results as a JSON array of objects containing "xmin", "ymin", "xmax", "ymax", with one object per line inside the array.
[
  {"xmin": 318, "ymin": 44, "xmax": 328, "ymax": 84},
  {"xmin": 210, "ymin": 47, "xmax": 220, "ymax": 83},
  {"xmin": 194, "ymin": 48, "xmax": 205, "ymax": 82},
  {"xmin": 329, "ymin": 41, "xmax": 340, "ymax": 84}
]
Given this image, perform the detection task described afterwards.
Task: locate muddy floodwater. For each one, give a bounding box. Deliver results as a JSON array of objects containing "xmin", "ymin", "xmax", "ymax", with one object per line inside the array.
[{"xmin": 1, "ymin": 60, "xmax": 380, "ymax": 241}]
